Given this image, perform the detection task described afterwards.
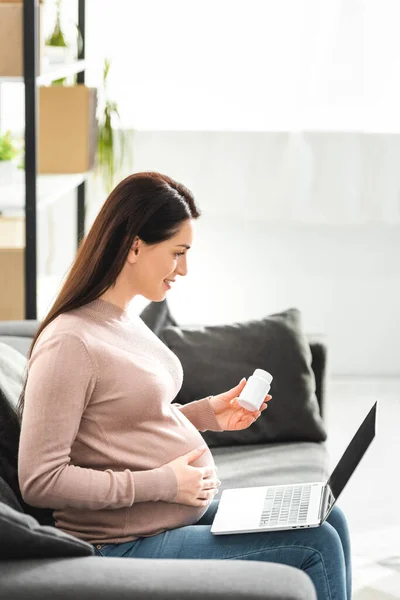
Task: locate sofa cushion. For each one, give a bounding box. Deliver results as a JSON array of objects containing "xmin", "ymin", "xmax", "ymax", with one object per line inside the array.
[
  {"xmin": 163, "ymin": 307, "xmax": 327, "ymax": 446},
  {"xmin": 0, "ymin": 343, "xmax": 26, "ymax": 504},
  {"xmin": 212, "ymin": 441, "xmax": 330, "ymax": 491},
  {"xmin": 0, "ymin": 495, "xmax": 94, "ymax": 559},
  {"xmin": 140, "ymin": 299, "xmax": 178, "ymax": 337},
  {"xmin": 0, "ymin": 343, "xmax": 54, "ymax": 527},
  {"xmin": 0, "ymin": 341, "xmax": 27, "ymax": 411},
  {"xmin": 0, "ymin": 387, "xmax": 23, "ymax": 508}
]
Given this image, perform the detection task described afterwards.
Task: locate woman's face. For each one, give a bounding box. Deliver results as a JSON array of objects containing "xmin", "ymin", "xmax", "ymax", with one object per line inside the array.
[{"xmin": 127, "ymin": 218, "xmax": 194, "ymax": 301}]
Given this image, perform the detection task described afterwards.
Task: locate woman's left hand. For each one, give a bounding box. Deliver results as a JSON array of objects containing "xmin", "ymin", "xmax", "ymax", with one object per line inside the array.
[{"xmin": 209, "ymin": 378, "xmax": 272, "ymax": 431}]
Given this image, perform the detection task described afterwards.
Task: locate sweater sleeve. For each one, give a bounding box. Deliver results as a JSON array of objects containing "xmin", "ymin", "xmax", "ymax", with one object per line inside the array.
[
  {"xmin": 18, "ymin": 333, "xmax": 178, "ymax": 511},
  {"xmin": 172, "ymin": 397, "xmax": 224, "ymax": 432}
]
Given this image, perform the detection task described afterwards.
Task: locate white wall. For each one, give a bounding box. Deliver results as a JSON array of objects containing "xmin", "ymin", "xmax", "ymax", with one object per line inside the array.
[
  {"xmin": 80, "ymin": 131, "xmax": 400, "ymax": 377},
  {"xmin": 38, "ymin": 131, "xmax": 400, "ymax": 377},
  {"xmin": 84, "ymin": 0, "xmax": 400, "ymax": 133},
  {"xmin": 168, "ymin": 216, "xmax": 400, "ymax": 378},
  {"xmin": 41, "ymin": 180, "xmax": 400, "ymax": 378}
]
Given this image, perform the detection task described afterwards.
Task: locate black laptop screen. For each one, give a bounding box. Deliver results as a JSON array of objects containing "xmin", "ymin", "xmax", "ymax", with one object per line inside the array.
[{"xmin": 327, "ymin": 402, "xmax": 377, "ymax": 502}]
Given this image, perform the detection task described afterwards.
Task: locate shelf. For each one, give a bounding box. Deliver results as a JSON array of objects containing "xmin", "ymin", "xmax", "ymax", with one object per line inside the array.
[
  {"xmin": 0, "ymin": 59, "xmax": 87, "ymax": 84},
  {"xmin": 0, "ymin": 172, "xmax": 90, "ymax": 217}
]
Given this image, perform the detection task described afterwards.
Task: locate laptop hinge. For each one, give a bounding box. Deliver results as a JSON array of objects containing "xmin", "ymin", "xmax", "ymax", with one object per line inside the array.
[
  {"xmin": 318, "ymin": 485, "xmax": 327, "ymax": 523},
  {"xmin": 319, "ymin": 484, "xmax": 334, "ymax": 523}
]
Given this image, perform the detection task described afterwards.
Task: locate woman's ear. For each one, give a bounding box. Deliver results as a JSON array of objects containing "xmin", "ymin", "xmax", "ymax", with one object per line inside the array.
[{"xmin": 127, "ymin": 237, "xmax": 140, "ymax": 264}]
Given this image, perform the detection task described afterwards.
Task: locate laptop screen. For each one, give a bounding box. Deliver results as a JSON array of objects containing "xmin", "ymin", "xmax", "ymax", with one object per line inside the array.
[{"xmin": 326, "ymin": 401, "xmax": 377, "ymax": 502}]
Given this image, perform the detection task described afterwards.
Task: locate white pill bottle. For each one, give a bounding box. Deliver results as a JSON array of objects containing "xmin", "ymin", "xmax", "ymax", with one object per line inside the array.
[{"xmin": 237, "ymin": 369, "xmax": 273, "ymax": 411}]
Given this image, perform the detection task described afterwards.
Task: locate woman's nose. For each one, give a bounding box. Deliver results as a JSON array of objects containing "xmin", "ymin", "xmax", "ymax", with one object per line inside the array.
[{"xmin": 177, "ymin": 262, "xmax": 188, "ymax": 277}]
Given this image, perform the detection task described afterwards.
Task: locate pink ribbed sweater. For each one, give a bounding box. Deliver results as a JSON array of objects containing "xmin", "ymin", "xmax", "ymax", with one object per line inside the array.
[{"xmin": 18, "ymin": 298, "xmax": 223, "ymax": 544}]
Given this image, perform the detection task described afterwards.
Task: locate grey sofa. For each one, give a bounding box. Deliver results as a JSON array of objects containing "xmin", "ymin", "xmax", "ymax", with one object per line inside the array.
[{"xmin": 0, "ymin": 319, "xmax": 329, "ymax": 600}]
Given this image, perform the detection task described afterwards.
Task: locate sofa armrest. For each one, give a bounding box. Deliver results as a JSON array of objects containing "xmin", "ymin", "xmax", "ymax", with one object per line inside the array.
[
  {"xmin": 0, "ymin": 556, "xmax": 316, "ymax": 600},
  {"xmin": 307, "ymin": 335, "xmax": 327, "ymax": 420},
  {"xmin": 0, "ymin": 319, "xmax": 40, "ymax": 338},
  {"xmin": 0, "ymin": 319, "xmax": 40, "ymax": 357}
]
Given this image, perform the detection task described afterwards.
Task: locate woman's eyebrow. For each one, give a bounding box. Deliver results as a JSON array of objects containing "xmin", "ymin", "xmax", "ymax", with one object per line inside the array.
[{"xmin": 176, "ymin": 244, "xmax": 191, "ymax": 249}]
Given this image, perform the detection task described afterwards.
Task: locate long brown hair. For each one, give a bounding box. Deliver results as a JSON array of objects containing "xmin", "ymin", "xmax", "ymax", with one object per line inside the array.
[{"xmin": 16, "ymin": 171, "xmax": 201, "ymax": 422}]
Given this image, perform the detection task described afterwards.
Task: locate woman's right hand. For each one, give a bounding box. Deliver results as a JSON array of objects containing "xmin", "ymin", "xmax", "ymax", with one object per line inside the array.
[{"xmin": 166, "ymin": 445, "xmax": 221, "ymax": 507}]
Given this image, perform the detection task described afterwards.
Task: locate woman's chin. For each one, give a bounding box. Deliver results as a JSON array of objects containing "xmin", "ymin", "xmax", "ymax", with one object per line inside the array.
[{"xmin": 144, "ymin": 288, "xmax": 168, "ymax": 302}]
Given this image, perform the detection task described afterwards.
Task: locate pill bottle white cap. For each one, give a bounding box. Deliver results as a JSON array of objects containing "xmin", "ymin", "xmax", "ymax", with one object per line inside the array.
[{"xmin": 253, "ymin": 369, "xmax": 273, "ymax": 384}]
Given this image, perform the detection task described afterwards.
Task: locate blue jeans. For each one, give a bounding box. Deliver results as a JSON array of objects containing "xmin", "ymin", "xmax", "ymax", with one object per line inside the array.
[{"xmin": 92, "ymin": 500, "xmax": 352, "ymax": 600}]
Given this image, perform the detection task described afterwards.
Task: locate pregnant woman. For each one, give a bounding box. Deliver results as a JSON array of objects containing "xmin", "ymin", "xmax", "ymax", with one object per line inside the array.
[{"xmin": 17, "ymin": 172, "xmax": 351, "ymax": 600}]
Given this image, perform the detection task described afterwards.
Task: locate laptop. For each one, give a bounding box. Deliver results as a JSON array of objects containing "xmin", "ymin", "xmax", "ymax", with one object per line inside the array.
[{"xmin": 211, "ymin": 401, "xmax": 377, "ymax": 535}]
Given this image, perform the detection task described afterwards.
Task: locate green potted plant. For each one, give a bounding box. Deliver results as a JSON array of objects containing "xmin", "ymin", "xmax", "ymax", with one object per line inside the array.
[
  {"xmin": 44, "ymin": 0, "xmax": 83, "ymax": 84},
  {"xmin": 96, "ymin": 58, "xmax": 132, "ymax": 193},
  {"xmin": 0, "ymin": 131, "xmax": 21, "ymax": 184},
  {"xmin": 45, "ymin": 0, "xmax": 70, "ymax": 65}
]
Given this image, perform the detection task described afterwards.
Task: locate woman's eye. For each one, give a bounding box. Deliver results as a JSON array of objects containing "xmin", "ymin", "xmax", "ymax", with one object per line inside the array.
[{"xmin": 175, "ymin": 252, "xmax": 185, "ymax": 257}]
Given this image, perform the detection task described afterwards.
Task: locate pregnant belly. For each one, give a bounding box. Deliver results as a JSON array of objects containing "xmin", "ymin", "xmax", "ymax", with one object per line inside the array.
[
  {"xmin": 60, "ymin": 417, "xmax": 217, "ymax": 541},
  {"xmin": 131, "ymin": 439, "xmax": 216, "ymax": 533}
]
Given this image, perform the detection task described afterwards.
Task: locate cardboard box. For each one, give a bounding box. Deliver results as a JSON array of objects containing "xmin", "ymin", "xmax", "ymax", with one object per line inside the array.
[
  {"xmin": 0, "ymin": 248, "xmax": 24, "ymax": 320},
  {"xmin": 0, "ymin": 217, "xmax": 24, "ymax": 320},
  {"xmin": 0, "ymin": 216, "xmax": 24, "ymax": 247},
  {"xmin": 38, "ymin": 85, "xmax": 98, "ymax": 174},
  {"xmin": 0, "ymin": 2, "xmax": 44, "ymax": 77}
]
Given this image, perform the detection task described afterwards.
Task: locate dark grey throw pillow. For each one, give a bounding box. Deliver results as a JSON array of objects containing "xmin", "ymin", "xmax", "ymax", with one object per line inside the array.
[
  {"xmin": 0, "ymin": 474, "xmax": 23, "ymax": 513},
  {"xmin": 162, "ymin": 308, "xmax": 327, "ymax": 446},
  {"xmin": 140, "ymin": 298, "xmax": 178, "ymax": 338},
  {"xmin": 0, "ymin": 341, "xmax": 27, "ymax": 411},
  {"xmin": 0, "ymin": 501, "xmax": 94, "ymax": 559}
]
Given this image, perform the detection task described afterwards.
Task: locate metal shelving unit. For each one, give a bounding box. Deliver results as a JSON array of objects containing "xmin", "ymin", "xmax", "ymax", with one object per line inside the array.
[{"xmin": 0, "ymin": 0, "xmax": 87, "ymax": 320}]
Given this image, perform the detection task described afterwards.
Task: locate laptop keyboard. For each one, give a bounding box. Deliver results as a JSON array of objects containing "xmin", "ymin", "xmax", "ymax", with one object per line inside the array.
[{"xmin": 259, "ymin": 484, "xmax": 311, "ymax": 528}]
